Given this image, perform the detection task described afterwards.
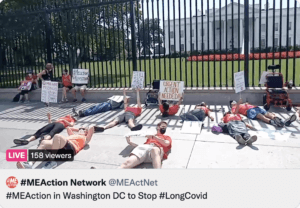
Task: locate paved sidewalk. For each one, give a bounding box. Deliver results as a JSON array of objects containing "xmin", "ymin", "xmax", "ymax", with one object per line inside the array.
[{"xmin": 0, "ymin": 101, "xmax": 299, "ymax": 169}]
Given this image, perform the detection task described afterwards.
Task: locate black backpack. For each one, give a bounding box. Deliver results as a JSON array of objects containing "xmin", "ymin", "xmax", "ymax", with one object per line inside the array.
[{"xmin": 12, "ymin": 93, "xmax": 21, "ymax": 102}]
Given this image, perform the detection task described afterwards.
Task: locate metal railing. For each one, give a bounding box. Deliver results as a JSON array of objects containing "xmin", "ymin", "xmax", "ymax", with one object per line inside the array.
[{"xmin": 0, "ymin": 0, "xmax": 299, "ymax": 88}]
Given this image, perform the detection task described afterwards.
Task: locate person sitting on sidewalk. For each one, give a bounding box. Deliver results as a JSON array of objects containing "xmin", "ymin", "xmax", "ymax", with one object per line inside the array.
[
  {"xmin": 231, "ymin": 98, "xmax": 289, "ymax": 127},
  {"xmin": 17, "ymin": 126, "xmax": 95, "ymax": 169},
  {"xmin": 119, "ymin": 121, "xmax": 172, "ymax": 169},
  {"xmin": 180, "ymin": 102, "xmax": 214, "ymax": 122},
  {"xmin": 17, "ymin": 79, "xmax": 32, "ymax": 103},
  {"xmin": 158, "ymin": 93, "xmax": 183, "ymax": 117},
  {"xmin": 13, "ymin": 113, "xmax": 76, "ymax": 145},
  {"xmin": 61, "ymin": 69, "xmax": 73, "ymax": 102},
  {"xmin": 94, "ymin": 89, "xmax": 143, "ymax": 132},
  {"xmin": 221, "ymin": 111, "xmax": 257, "ymax": 145},
  {"xmin": 72, "ymin": 98, "xmax": 124, "ymax": 117}
]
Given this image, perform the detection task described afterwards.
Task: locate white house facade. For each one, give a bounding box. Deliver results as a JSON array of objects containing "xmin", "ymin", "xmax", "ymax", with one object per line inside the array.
[{"xmin": 164, "ymin": 2, "xmax": 300, "ymax": 55}]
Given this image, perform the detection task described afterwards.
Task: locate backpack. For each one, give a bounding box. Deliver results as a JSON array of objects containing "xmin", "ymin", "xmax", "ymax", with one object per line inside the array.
[{"xmin": 13, "ymin": 93, "xmax": 21, "ymax": 102}]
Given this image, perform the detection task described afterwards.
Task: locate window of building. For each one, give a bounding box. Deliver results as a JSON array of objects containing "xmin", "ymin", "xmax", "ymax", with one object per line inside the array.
[
  {"xmin": 171, "ymin": 45, "xmax": 175, "ymax": 52},
  {"xmin": 192, "ymin": 43, "xmax": 195, "ymax": 51},
  {"xmin": 261, "ymin": 24, "xmax": 266, "ymax": 32},
  {"xmin": 275, "ymin": 23, "xmax": 278, "ymax": 31},
  {"xmin": 192, "ymin": 30, "xmax": 194, "ymax": 37},
  {"xmin": 274, "ymin": 38, "xmax": 278, "ymax": 47},
  {"xmin": 170, "ymin": 32, "xmax": 174, "ymax": 38},
  {"xmin": 288, "ymin": 37, "xmax": 292, "ymax": 46},
  {"xmin": 261, "ymin": 39, "xmax": 266, "ymax": 48},
  {"xmin": 202, "ymin": 43, "xmax": 205, "ymax": 51},
  {"xmin": 181, "ymin": 44, "xmax": 185, "ymax": 52},
  {"xmin": 289, "ymin": 22, "xmax": 292, "ymax": 30},
  {"xmin": 181, "ymin": 30, "xmax": 184, "ymax": 37}
]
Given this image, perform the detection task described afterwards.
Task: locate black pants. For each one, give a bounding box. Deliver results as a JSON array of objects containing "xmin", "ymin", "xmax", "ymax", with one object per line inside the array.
[
  {"xmin": 33, "ymin": 122, "xmax": 65, "ymax": 139},
  {"xmin": 227, "ymin": 121, "xmax": 250, "ymax": 140},
  {"xmin": 180, "ymin": 109, "xmax": 206, "ymax": 122}
]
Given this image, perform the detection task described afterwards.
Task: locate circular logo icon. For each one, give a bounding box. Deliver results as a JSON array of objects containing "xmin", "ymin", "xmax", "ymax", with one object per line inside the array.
[{"xmin": 6, "ymin": 176, "xmax": 18, "ymax": 188}]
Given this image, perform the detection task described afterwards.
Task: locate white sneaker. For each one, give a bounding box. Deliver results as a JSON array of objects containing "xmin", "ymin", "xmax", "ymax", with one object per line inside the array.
[{"xmin": 42, "ymin": 161, "xmax": 57, "ymax": 169}]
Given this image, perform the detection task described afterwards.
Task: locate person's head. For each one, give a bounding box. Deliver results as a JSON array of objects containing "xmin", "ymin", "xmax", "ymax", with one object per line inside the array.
[
  {"xmin": 27, "ymin": 71, "xmax": 33, "ymax": 78},
  {"xmin": 230, "ymin": 100, "xmax": 237, "ymax": 108},
  {"xmin": 223, "ymin": 111, "xmax": 231, "ymax": 117},
  {"xmin": 195, "ymin": 102, "xmax": 206, "ymax": 109},
  {"xmin": 63, "ymin": 69, "xmax": 68, "ymax": 75},
  {"xmin": 45, "ymin": 63, "xmax": 53, "ymax": 72},
  {"xmin": 156, "ymin": 121, "xmax": 168, "ymax": 134}
]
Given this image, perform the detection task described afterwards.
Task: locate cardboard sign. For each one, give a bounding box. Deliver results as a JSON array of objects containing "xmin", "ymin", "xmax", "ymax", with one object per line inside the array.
[
  {"xmin": 131, "ymin": 71, "xmax": 145, "ymax": 89},
  {"xmin": 181, "ymin": 121, "xmax": 203, "ymax": 134},
  {"xmin": 259, "ymin": 71, "xmax": 270, "ymax": 85},
  {"xmin": 159, "ymin": 81, "xmax": 184, "ymax": 101},
  {"xmin": 234, "ymin": 71, "xmax": 246, "ymax": 94},
  {"xmin": 41, "ymin": 81, "xmax": 58, "ymax": 103},
  {"xmin": 72, "ymin": 69, "xmax": 89, "ymax": 84},
  {"xmin": 108, "ymin": 95, "xmax": 130, "ymax": 103}
]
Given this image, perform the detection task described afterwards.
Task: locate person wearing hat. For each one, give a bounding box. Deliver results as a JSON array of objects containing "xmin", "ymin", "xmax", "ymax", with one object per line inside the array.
[
  {"xmin": 180, "ymin": 102, "xmax": 214, "ymax": 122},
  {"xmin": 230, "ymin": 98, "xmax": 293, "ymax": 127},
  {"xmin": 158, "ymin": 93, "xmax": 183, "ymax": 117}
]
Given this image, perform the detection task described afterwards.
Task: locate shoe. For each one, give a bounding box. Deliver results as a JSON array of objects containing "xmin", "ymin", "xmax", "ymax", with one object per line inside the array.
[
  {"xmin": 72, "ymin": 107, "xmax": 78, "ymax": 116},
  {"xmin": 65, "ymin": 98, "xmax": 68, "ymax": 102},
  {"xmin": 82, "ymin": 98, "xmax": 86, "ymax": 102},
  {"xmin": 234, "ymin": 135, "xmax": 246, "ymax": 145},
  {"xmin": 73, "ymin": 99, "xmax": 77, "ymax": 102},
  {"xmin": 246, "ymin": 135, "xmax": 257, "ymax": 145},
  {"xmin": 42, "ymin": 161, "xmax": 57, "ymax": 169},
  {"xmin": 131, "ymin": 124, "xmax": 143, "ymax": 131},
  {"xmin": 13, "ymin": 139, "xmax": 29, "ymax": 145},
  {"xmin": 285, "ymin": 114, "xmax": 297, "ymax": 126},
  {"xmin": 269, "ymin": 119, "xmax": 276, "ymax": 126},
  {"xmin": 273, "ymin": 117, "xmax": 283, "ymax": 127},
  {"xmin": 94, "ymin": 126, "xmax": 105, "ymax": 132},
  {"xmin": 17, "ymin": 162, "xmax": 33, "ymax": 169}
]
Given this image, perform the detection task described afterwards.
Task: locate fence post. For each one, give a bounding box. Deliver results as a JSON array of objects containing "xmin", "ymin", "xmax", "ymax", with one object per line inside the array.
[
  {"xmin": 244, "ymin": 0, "xmax": 249, "ymax": 87},
  {"xmin": 130, "ymin": 0, "xmax": 137, "ymax": 71},
  {"xmin": 45, "ymin": 11, "xmax": 52, "ymax": 65}
]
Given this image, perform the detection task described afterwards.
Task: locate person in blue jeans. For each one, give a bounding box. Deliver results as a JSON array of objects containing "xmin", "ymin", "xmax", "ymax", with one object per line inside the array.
[{"xmin": 72, "ymin": 99, "xmax": 123, "ymax": 117}]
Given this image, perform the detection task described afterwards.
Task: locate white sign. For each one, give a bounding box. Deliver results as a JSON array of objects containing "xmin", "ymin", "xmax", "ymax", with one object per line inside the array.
[
  {"xmin": 41, "ymin": 81, "xmax": 58, "ymax": 103},
  {"xmin": 259, "ymin": 71, "xmax": 270, "ymax": 85},
  {"xmin": 181, "ymin": 121, "xmax": 203, "ymax": 134},
  {"xmin": 131, "ymin": 71, "xmax": 145, "ymax": 89},
  {"xmin": 159, "ymin": 81, "xmax": 184, "ymax": 101},
  {"xmin": 72, "ymin": 69, "xmax": 89, "ymax": 84},
  {"xmin": 108, "ymin": 95, "xmax": 130, "ymax": 103},
  {"xmin": 234, "ymin": 71, "xmax": 246, "ymax": 94}
]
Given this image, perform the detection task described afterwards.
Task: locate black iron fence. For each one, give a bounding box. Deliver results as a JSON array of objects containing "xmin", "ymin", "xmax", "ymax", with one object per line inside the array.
[{"xmin": 0, "ymin": 0, "xmax": 299, "ymax": 88}]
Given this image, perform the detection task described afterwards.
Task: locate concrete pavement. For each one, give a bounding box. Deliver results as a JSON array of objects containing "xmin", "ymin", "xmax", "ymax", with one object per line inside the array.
[{"xmin": 0, "ymin": 101, "xmax": 299, "ymax": 169}]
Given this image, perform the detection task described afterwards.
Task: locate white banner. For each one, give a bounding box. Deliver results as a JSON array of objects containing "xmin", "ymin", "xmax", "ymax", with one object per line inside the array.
[
  {"xmin": 72, "ymin": 69, "xmax": 89, "ymax": 84},
  {"xmin": 41, "ymin": 81, "xmax": 58, "ymax": 103},
  {"xmin": 131, "ymin": 71, "xmax": 145, "ymax": 89},
  {"xmin": 159, "ymin": 81, "xmax": 184, "ymax": 101},
  {"xmin": 234, "ymin": 71, "xmax": 246, "ymax": 94}
]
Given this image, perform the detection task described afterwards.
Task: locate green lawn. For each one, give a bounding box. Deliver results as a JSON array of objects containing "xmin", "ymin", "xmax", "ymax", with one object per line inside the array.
[{"xmin": 1, "ymin": 58, "xmax": 300, "ymax": 88}]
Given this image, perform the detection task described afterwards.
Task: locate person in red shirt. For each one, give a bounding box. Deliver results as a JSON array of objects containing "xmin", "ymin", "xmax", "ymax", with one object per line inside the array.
[
  {"xmin": 158, "ymin": 93, "xmax": 183, "ymax": 117},
  {"xmin": 94, "ymin": 89, "xmax": 143, "ymax": 132},
  {"xmin": 119, "ymin": 121, "xmax": 172, "ymax": 169},
  {"xmin": 221, "ymin": 111, "xmax": 257, "ymax": 145},
  {"xmin": 17, "ymin": 126, "xmax": 95, "ymax": 169},
  {"xmin": 231, "ymin": 98, "xmax": 284, "ymax": 127},
  {"xmin": 61, "ymin": 69, "xmax": 73, "ymax": 102},
  {"xmin": 13, "ymin": 112, "xmax": 76, "ymax": 145},
  {"xmin": 180, "ymin": 102, "xmax": 214, "ymax": 122}
]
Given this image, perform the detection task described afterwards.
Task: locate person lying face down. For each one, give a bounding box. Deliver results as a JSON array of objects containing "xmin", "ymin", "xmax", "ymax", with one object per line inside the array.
[
  {"xmin": 158, "ymin": 93, "xmax": 183, "ymax": 117},
  {"xmin": 180, "ymin": 102, "xmax": 214, "ymax": 122},
  {"xmin": 17, "ymin": 127, "xmax": 95, "ymax": 169},
  {"xmin": 119, "ymin": 121, "xmax": 172, "ymax": 169},
  {"xmin": 94, "ymin": 89, "xmax": 143, "ymax": 132},
  {"xmin": 221, "ymin": 111, "xmax": 258, "ymax": 146},
  {"xmin": 230, "ymin": 98, "xmax": 295, "ymax": 127},
  {"xmin": 13, "ymin": 113, "xmax": 77, "ymax": 146}
]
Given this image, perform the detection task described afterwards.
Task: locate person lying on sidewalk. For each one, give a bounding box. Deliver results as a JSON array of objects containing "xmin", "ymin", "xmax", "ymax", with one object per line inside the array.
[
  {"xmin": 72, "ymin": 97, "xmax": 124, "ymax": 117},
  {"xmin": 94, "ymin": 88, "xmax": 143, "ymax": 132},
  {"xmin": 119, "ymin": 121, "xmax": 172, "ymax": 169},
  {"xmin": 230, "ymin": 98, "xmax": 293, "ymax": 127},
  {"xmin": 158, "ymin": 93, "xmax": 183, "ymax": 117},
  {"xmin": 284, "ymin": 107, "xmax": 299, "ymax": 127},
  {"xmin": 17, "ymin": 127, "xmax": 94, "ymax": 169},
  {"xmin": 221, "ymin": 111, "xmax": 257, "ymax": 145},
  {"xmin": 180, "ymin": 102, "xmax": 214, "ymax": 122},
  {"xmin": 13, "ymin": 113, "xmax": 76, "ymax": 145}
]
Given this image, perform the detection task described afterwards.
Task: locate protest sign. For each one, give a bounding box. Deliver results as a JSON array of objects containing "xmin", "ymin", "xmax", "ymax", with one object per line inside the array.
[
  {"xmin": 131, "ymin": 71, "xmax": 145, "ymax": 89},
  {"xmin": 259, "ymin": 71, "xmax": 270, "ymax": 85},
  {"xmin": 234, "ymin": 71, "xmax": 246, "ymax": 94},
  {"xmin": 108, "ymin": 95, "xmax": 130, "ymax": 103},
  {"xmin": 41, "ymin": 81, "xmax": 58, "ymax": 103},
  {"xmin": 72, "ymin": 69, "xmax": 89, "ymax": 84},
  {"xmin": 159, "ymin": 81, "xmax": 184, "ymax": 101}
]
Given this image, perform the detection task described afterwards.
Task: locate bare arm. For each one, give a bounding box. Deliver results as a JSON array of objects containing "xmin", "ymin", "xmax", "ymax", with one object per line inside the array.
[
  {"xmin": 207, "ymin": 111, "xmax": 214, "ymax": 121},
  {"xmin": 66, "ymin": 127, "xmax": 75, "ymax": 136},
  {"xmin": 148, "ymin": 135, "xmax": 171, "ymax": 147},
  {"xmin": 37, "ymin": 70, "xmax": 46, "ymax": 80},
  {"xmin": 136, "ymin": 89, "xmax": 141, "ymax": 108},
  {"xmin": 123, "ymin": 89, "xmax": 128, "ymax": 109},
  {"xmin": 126, "ymin": 136, "xmax": 138, "ymax": 147},
  {"xmin": 234, "ymin": 98, "xmax": 243, "ymax": 114},
  {"xmin": 176, "ymin": 93, "xmax": 184, "ymax": 105},
  {"xmin": 47, "ymin": 113, "xmax": 52, "ymax": 123},
  {"xmin": 158, "ymin": 93, "xmax": 162, "ymax": 105},
  {"xmin": 85, "ymin": 127, "xmax": 95, "ymax": 143}
]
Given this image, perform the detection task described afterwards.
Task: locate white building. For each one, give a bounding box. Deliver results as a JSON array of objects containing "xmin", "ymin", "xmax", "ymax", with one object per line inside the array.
[{"xmin": 164, "ymin": 2, "xmax": 300, "ymax": 54}]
